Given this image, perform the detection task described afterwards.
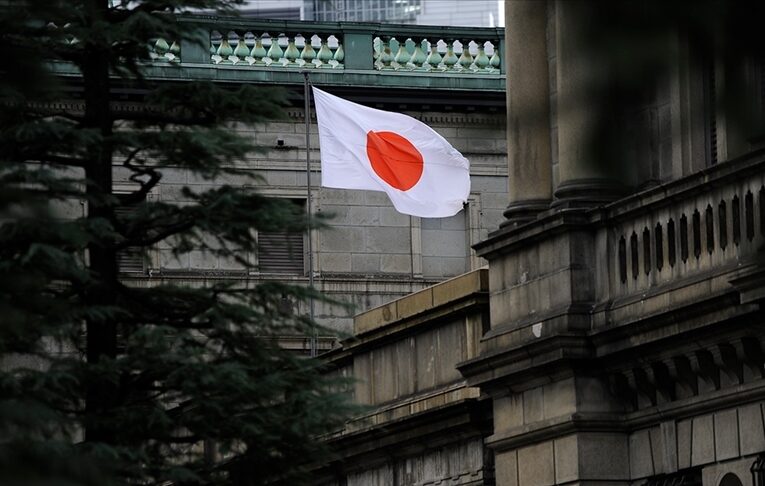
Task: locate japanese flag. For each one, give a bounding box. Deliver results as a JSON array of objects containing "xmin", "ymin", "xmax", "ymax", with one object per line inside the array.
[{"xmin": 312, "ymin": 87, "xmax": 470, "ymax": 218}]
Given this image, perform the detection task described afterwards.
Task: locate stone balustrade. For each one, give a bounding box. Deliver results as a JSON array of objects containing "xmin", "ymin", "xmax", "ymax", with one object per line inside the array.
[
  {"xmin": 605, "ymin": 154, "xmax": 765, "ymax": 302},
  {"xmin": 374, "ymin": 37, "xmax": 500, "ymax": 73},
  {"xmin": 187, "ymin": 17, "xmax": 503, "ymax": 76},
  {"xmin": 210, "ymin": 31, "xmax": 344, "ymax": 68},
  {"xmin": 46, "ymin": 16, "xmax": 505, "ymax": 92},
  {"xmin": 150, "ymin": 37, "xmax": 181, "ymax": 62}
]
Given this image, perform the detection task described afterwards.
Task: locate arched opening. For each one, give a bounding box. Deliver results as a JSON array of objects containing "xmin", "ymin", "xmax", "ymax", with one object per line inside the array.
[{"xmin": 719, "ymin": 472, "xmax": 743, "ymax": 486}]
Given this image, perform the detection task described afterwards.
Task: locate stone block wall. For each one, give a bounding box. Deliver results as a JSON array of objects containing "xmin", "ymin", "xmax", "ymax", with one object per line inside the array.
[{"xmin": 318, "ymin": 270, "xmax": 492, "ymax": 485}]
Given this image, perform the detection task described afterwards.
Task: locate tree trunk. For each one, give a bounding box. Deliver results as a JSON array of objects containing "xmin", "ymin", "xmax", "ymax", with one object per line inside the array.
[{"xmin": 82, "ymin": 0, "xmax": 118, "ymax": 444}]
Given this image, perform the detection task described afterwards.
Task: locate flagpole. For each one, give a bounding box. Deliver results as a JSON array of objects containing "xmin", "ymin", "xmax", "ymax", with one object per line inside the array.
[{"xmin": 303, "ymin": 71, "xmax": 317, "ymax": 358}]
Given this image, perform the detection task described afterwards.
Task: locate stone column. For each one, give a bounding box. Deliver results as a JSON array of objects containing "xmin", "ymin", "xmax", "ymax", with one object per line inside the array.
[
  {"xmin": 501, "ymin": 0, "xmax": 553, "ymax": 227},
  {"xmin": 553, "ymin": 0, "xmax": 627, "ymax": 206}
]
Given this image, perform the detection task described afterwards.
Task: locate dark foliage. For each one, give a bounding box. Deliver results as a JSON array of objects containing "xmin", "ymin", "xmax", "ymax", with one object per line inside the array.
[{"xmin": 0, "ymin": 1, "xmax": 354, "ymax": 484}]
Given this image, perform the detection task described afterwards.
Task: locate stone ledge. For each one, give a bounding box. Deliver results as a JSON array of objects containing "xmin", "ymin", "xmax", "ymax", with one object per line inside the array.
[
  {"xmin": 353, "ymin": 268, "xmax": 488, "ymax": 335},
  {"xmin": 338, "ymin": 382, "xmax": 480, "ymax": 436}
]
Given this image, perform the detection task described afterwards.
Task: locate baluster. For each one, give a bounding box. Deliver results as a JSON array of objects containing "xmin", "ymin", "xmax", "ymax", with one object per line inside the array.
[
  {"xmin": 216, "ymin": 33, "xmax": 234, "ymax": 64},
  {"xmin": 425, "ymin": 39, "xmax": 442, "ymax": 71},
  {"xmin": 62, "ymin": 23, "xmax": 78, "ymax": 45},
  {"xmin": 210, "ymin": 31, "xmax": 220, "ymax": 63},
  {"xmin": 317, "ymin": 36, "xmax": 333, "ymax": 68},
  {"xmin": 168, "ymin": 41, "xmax": 180, "ymax": 62},
  {"xmin": 378, "ymin": 36, "xmax": 394, "ymax": 70},
  {"xmin": 154, "ymin": 38, "xmax": 170, "ymax": 60},
  {"xmin": 250, "ymin": 34, "xmax": 267, "ymax": 65},
  {"xmin": 473, "ymin": 41, "xmax": 490, "ymax": 73},
  {"xmin": 232, "ymin": 32, "xmax": 249, "ymax": 65},
  {"xmin": 489, "ymin": 41, "xmax": 501, "ymax": 72},
  {"xmin": 266, "ymin": 33, "xmax": 284, "ymax": 66},
  {"xmin": 299, "ymin": 34, "xmax": 317, "ymax": 68},
  {"xmin": 457, "ymin": 40, "xmax": 474, "ymax": 71},
  {"xmin": 284, "ymin": 34, "xmax": 300, "ymax": 66},
  {"xmin": 333, "ymin": 41, "xmax": 345, "ymax": 68},
  {"xmin": 394, "ymin": 37, "xmax": 411, "ymax": 70},
  {"xmin": 410, "ymin": 37, "xmax": 427, "ymax": 70},
  {"xmin": 442, "ymin": 39, "xmax": 459, "ymax": 71},
  {"xmin": 373, "ymin": 37, "xmax": 381, "ymax": 66}
]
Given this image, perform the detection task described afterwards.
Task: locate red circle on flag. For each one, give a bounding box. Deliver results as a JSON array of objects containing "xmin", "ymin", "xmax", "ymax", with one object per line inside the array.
[{"xmin": 366, "ymin": 130, "xmax": 424, "ymax": 191}]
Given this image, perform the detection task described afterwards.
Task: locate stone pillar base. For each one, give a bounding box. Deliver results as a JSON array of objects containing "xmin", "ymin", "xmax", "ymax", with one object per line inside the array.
[
  {"xmin": 552, "ymin": 178, "xmax": 629, "ymax": 209},
  {"xmin": 500, "ymin": 199, "xmax": 551, "ymax": 228}
]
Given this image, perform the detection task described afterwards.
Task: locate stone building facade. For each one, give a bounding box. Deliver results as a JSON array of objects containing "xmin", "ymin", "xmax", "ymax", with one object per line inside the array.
[
  {"xmin": 318, "ymin": 1, "xmax": 765, "ymax": 485},
  {"xmin": 118, "ymin": 106, "xmax": 507, "ymax": 339}
]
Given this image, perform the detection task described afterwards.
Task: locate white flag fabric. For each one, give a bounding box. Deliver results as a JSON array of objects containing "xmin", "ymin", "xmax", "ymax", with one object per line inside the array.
[{"xmin": 312, "ymin": 87, "xmax": 470, "ymax": 218}]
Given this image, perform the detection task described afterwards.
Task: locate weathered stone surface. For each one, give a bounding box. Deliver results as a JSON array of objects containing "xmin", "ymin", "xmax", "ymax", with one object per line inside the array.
[
  {"xmin": 319, "ymin": 227, "xmax": 365, "ymax": 253},
  {"xmin": 738, "ymin": 402, "xmax": 765, "ymax": 455},
  {"xmin": 554, "ymin": 435, "xmax": 578, "ymax": 483},
  {"xmin": 351, "ymin": 253, "xmax": 381, "ymax": 273},
  {"xmin": 578, "ymin": 433, "xmax": 629, "ymax": 480},
  {"xmin": 543, "ymin": 377, "xmax": 576, "ymax": 419},
  {"xmin": 714, "ymin": 409, "xmax": 740, "ymax": 461},
  {"xmin": 495, "ymin": 450, "xmax": 518, "ymax": 486},
  {"xmin": 523, "ymin": 387, "xmax": 544, "ymax": 424},
  {"xmin": 518, "ymin": 441, "xmax": 554, "ymax": 486},
  {"xmin": 629, "ymin": 429, "xmax": 654, "ymax": 479},
  {"xmin": 691, "ymin": 414, "xmax": 715, "ymax": 466},
  {"xmin": 677, "ymin": 419, "xmax": 692, "ymax": 469},
  {"xmin": 380, "ymin": 254, "xmax": 411, "ymax": 274},
  {"xmin": 396, "ymin": 288, "xmax": 433, "ymax": 320},
  {"xmin": 367, "ymin": 227, "xmax": 411, "ymax": 253},
  {"xmin": 493, "ymin": 394, "xmax": 524, "ymax": 431}
]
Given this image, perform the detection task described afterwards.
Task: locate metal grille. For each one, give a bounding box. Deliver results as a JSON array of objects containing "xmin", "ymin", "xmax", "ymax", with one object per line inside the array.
[
  {"xmin": 257, "ymin": 230, "xmax": 305, "ymax": 275},
  {"xmin": 115, "ymin": 205, "xmax": 146, "ymax": 274}
]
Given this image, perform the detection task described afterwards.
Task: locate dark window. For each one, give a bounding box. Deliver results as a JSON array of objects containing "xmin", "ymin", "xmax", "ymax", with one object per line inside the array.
[
  {"xmin": 630, "ymin": 231, "xmax": 639, "ymax": 279},
  {"xmin": 746, "ymin": 190, "xmax": 755, "ymax": 241},
  {"xmin": 733, "ymin": 195, "xmax": 741, "ymax": 245},
  {"xmin": 719, "ymin": 200, "xmax": 728, "ymax": 250},
  {"xmin": 655, "ymin": 223, "xmax": 663, "ymax": 271},
  {"xmin": 760, "ymin": 186, "xmax": 765, "ymax": 237},
  {"xmin": 643, "ymin": 227, "xmax": 651, "ymax": 275},
  {"xmin": 668, "ymin": 218, "xmax": 676, "ymax": 267},
  {"xmin": 619, "ymin": 236, "xmax": 627, "ymax": 283},
  {"xmin": 692, "ymin": 209, "xmax": 701, "ymax": 259},
  {"xmin": 115, "ymin": 202, "xmax": 146, "ymax": 274},
  {"xmin": 705, "ymin": 204, "xmax": 714, "ymax": 254},
  {"xmin": 680, "ymin": 214, "xmax": 689, "ymax": 262},
  {"xmin": 257, "ymin": 199, "xmax": 306, "ymax": 275}
]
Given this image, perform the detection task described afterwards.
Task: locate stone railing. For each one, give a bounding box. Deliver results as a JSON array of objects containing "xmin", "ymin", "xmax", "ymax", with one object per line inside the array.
[
  {"xmin": 210, "ymin": 30, "xmax": 344, "ymax": 68},
  {"xmin": 373, "ymin": 37, "xmax": 500, "ymax": 73},
  {"xmin": 47, "ymin": 17, "xmax": 505, "ymax": 92},
  {"xmin": 178, "ymin": 17, "xmax": 503, "ymax": 76},
  {"xmin": 604, "ymin": 155, "xmax": 765, "ymax": 302},
  {"xmin": 150, "ymin": 37, "xmax": 181, "ymax": 62}
]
